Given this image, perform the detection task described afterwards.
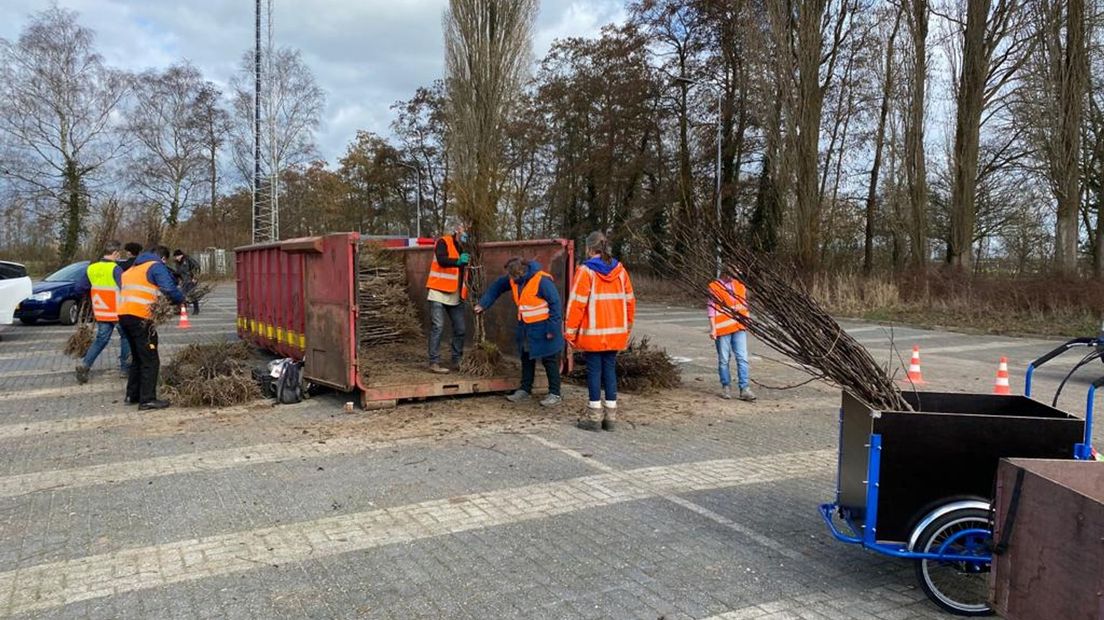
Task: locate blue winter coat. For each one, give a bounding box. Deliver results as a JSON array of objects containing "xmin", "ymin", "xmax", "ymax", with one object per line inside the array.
[{"xmin": 478, "ymin": 260, "xmax": 565, "ymax": 360}]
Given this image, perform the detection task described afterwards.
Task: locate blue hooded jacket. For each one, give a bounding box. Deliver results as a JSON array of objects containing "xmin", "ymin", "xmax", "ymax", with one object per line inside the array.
[
  {"xmin": 583, "ymin": 255, "xmax": 619, "ymax": 276},
  {"xmin": 131, "ymin": 253, "xmax": 186, "ymax": 305},
  {"xmin": 478, "ymin": 260, "xmax": 565, "ymax": 360}
]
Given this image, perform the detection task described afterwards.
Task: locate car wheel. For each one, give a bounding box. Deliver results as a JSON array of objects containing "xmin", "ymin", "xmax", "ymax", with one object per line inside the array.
[
  {"xmin": 59, "ymin": 300, "xmax": 78, "ymax": 325},
  {"xmin": 19, "ymin": 317, "xmax": 37, "ymax": 325}
]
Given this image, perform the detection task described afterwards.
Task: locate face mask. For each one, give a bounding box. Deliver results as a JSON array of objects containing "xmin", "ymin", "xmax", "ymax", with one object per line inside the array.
[{"xmin": 459, "ymin": 232, "xmax": 469, "ymax": 243}]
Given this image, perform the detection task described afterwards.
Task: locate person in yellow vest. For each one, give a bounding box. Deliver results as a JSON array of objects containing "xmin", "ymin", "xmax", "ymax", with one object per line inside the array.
[
  {"xmin": 118, "ymin": 245, "xmax": 186, "ymax": 410},
  {"xmin": 474, "ymin": 257, "xmax": 564, "ymax": 406},
  {"xmin": 708, "ymin": 265, "xmax": 756, "ymax": 401},
  {"xmin": 425, "ymin": 222, "xmax": 470, "ymax": 374},
  {"xmin": 74, "ymin": 241, "xmax": 130, "ymax": 383}
]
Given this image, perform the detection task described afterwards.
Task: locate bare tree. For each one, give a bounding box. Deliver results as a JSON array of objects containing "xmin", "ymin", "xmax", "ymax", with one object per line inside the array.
[
  {"xmin": 0, "ymin": 6, "xmax": 129, "ymax": 263},
  {"xmin": 128, "ymin": 64, "xmax": 220, "ymax": 236},
  {"xmin": 865, "ymin": 7, "xmax": 903, "ymax": 274},
  {"xmin": 443, "ymin": 0, "xmax": 538, "ymax": 243},
  {"xmin": 229, "ymin": 47, "xmax": 325, "ymax": 189},
  {"xmin": 946, "ymin": 0, "xmax": 1034, "ymax": 269},
  {"xmin": 903, "ymin": 0, "xmax": 931, "ymax": 267},
  {"xmin": 194, "ymin": 83, "xmax": 230, "ymax": 219}
]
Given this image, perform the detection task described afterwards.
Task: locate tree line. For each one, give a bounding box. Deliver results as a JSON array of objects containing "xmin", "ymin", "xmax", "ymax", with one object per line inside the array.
[{"xmin": 2, "ymin": 1, "xmax": 1103, "ymax": 280}]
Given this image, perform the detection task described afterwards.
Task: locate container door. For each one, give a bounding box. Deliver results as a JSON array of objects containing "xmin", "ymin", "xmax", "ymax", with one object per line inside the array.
[{"xmin": 303, "ymin": 233, "xmax": 358, "ymax": 391}]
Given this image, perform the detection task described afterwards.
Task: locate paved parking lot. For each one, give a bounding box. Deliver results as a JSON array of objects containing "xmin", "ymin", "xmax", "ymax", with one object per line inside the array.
[{"xmin": 0, "ymin": 285, "xmax": 1096, "ymax": 618}]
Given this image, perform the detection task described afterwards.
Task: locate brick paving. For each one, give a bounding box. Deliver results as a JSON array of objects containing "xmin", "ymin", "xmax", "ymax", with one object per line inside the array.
[{"xmin": 0, "ymin": 285, "xmax": 1009, "ymax": 618}]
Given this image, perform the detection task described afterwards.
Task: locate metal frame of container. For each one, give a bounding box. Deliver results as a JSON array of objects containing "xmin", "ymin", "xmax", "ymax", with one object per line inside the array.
[{"xmin": 236, "ymin": 232, "xmax": 574, "ymax": 408}]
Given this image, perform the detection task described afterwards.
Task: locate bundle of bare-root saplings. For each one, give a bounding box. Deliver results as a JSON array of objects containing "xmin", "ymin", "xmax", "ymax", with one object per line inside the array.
[
  {"xmin": 162, "ymin": 341, "xmax": 261, "ymax": 407},
  {"xmin": 660, "ymin": 227, "xmax": 911, "ymax": 411},
  {"xmin": 356, "ymin": 243, "xmax": 426, "ymax": 385},
  {"xmin": 568, "ymin": 336, "xmax": 681, "ymax": 393}
]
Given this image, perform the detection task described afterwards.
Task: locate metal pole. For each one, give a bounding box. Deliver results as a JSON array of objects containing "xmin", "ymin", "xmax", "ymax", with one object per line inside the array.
[
  {"xmin": 252, "ymin": 0, "xmax": 261, "ymax": 243},
  {"xmin": 415, "ymin": 166, "xmax": 422, "ymax": 239}
]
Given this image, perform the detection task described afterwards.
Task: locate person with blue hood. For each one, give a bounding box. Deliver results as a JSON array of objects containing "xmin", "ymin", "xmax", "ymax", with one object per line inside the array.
[
  {"xmin": 474, "ymin": 257, "xmax": 564, "ymax": 407},
  {"xmin": 118, "ymin": 245, "xmax": 186, "ymax": 410},
  {"xmin": 564, "ymin": 231, "xmax": 635, "ymax": 431}
]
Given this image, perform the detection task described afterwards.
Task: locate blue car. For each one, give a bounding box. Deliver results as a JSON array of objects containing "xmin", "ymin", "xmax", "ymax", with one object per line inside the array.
[{"xmin": 14, "ymin": 261, "xmax": 90, "ymax": 325}]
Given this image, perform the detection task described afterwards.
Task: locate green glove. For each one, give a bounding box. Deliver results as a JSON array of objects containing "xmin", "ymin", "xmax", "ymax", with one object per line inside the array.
[{"xmin": 458, "ymin": 252, "xmax": 471, "ymax": 265}]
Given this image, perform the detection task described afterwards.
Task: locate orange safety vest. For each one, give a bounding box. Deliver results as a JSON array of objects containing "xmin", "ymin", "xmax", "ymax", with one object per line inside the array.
[
  {"xmin": 425, "ymin": 235, "xmax": 469, "ymax": 300},
  {"xmin": 510, "ymin": 271, "xmax": 551, "ymax": 323},
  {"xmin": 118, "ymin": 262, "xmax": 159, "ymax": 319},
  {"xmin": 87, "ymin": 260, "xmax": 119, "ymax": 323},
  {"xmin": 564, "ymin": 263, "xmax": 634, "ymax": 352},
  {"xmin": 709, "ymin": 279, "xmax": 749, "ymax": 337}
]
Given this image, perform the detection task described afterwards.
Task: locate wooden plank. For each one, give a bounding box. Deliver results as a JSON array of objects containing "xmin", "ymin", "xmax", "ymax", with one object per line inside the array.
[{"xmin": 990, "ymin": 458, "xmax": 1104, "ymax": 620}]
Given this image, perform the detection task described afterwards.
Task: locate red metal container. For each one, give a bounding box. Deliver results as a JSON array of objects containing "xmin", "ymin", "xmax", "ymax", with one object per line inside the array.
[{"xmin": 236, "ymin": 233, "xmax": 574, "ymax": 407}]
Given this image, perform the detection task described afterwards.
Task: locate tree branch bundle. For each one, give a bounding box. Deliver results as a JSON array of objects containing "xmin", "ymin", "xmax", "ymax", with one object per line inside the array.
[
  {"xmin": 357, "ymin": 243, "xmax": 423, "ymax": 347},
  {"xmin": 663, "ymin": 229, "xmax": 911, "ymax": 411}
]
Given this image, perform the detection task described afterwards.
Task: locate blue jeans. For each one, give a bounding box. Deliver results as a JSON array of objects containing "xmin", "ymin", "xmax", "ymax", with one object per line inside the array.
[
  {"xmin": 428, "ymin": 301, "xmax": 466, "ymax": 365},
  {"xmin": 82, "ymin": 321, "xmax": 131, "ymax": 370},
  {"xmin": 716, "ymin": 330, "xmax": 749, "ymax": 389},
  {"xmin": 584, "ymin": 351, "xmax": 618, "ymax": 402}
]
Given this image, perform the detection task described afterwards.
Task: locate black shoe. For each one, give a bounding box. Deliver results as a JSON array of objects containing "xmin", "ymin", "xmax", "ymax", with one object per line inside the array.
[
  {"xmin": 138, "ymin": 400, "xmax": 170, "ymax": 410},
  {"xmin": 75, "ymin": 365, "xmax": 90, "ymax": 384}
]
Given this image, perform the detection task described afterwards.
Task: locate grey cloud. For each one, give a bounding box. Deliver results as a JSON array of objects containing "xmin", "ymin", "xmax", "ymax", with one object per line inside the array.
[{"xmin": 0, "ymin": 0, "xmax": 625, "ymax": 162}]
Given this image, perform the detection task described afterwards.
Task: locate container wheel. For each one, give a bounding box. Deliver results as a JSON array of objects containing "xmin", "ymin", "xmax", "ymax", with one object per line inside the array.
[{"xmin": 913, "ymin": 506, "xmax": 993, "ymax": 616}]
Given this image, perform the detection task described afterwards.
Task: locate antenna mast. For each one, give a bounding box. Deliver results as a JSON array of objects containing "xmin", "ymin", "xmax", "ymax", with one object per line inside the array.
[{"xmin": 252, "ymin": 0, "xmax": 278, "ymax": 243}]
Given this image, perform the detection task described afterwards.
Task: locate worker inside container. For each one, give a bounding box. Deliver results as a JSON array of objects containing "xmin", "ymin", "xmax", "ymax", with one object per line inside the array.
[{"xmin": 425, "ymin": 221, "xmax": 470, "ymax": 373}]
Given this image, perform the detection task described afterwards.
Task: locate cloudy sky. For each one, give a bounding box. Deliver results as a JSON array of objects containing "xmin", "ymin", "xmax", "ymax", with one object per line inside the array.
[{"xmin": 0, "ymin": 0, "xmax": 626, "ymax": 163}]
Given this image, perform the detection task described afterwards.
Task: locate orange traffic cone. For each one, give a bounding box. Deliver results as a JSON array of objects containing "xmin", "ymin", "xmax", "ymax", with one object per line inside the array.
[
  {"xmin": 178, "ymin": 305, "xmax": 192, "ymax": 329},
  {"xmin": 902, "ymin": 345, "xmax": 924, "ymax": 385},
  {"xmin": 993, "ymin": 357, "xmax": 1010, "ymax": 394}
]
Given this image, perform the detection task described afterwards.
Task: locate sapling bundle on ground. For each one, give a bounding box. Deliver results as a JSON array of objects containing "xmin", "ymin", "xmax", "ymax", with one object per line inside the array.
[
  {"xmin": 357, "ymin": 243, "xmax": 423, "ymax": 347},
  {"xmin": 662, "ymin": 228, "xmax": 911, "ymax": 411},
  {"xmin": 162, "ymin": 341, "xmax": 261, "ymax": 407},
  {"xmin": 568, "ymin": 336, "xmax": 681, "ymax": 393}
]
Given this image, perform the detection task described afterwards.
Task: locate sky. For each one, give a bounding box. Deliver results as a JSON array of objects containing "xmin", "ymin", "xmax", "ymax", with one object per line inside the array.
[{"xmin": 0, "ymin": 0, "xmax": 627, "ymax": 163}]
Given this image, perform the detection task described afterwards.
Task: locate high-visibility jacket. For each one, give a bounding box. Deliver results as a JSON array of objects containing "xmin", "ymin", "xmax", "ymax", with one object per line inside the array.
[
  {"xmin": 510, "ymin": 271, "xmax": 551, "ymax": 323},
  {"xmin": 87, "ymin": 260, "xmax": 120, "ymax": 323},
  {"xmin": 564, "ymin": 262, "xmax": 635, "ymax": 352},
  {"xmin": 119, "ymin": 262, "xmax": 159, "ymax": 319},
  {"xmin": 708, "ymin": 279, "xmax": 749, "ymax": 337},
  {"xmin": 425, "ymin": 235, "xmax": 469, "ymax": 300}
]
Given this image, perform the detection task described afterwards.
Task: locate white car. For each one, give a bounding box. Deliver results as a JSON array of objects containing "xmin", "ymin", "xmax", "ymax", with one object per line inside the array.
[{"xmin": 0, "ymin": 260, "xmax": 33, "ymax": 328}]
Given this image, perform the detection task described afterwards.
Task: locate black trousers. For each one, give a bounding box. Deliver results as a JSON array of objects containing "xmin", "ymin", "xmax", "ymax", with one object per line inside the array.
[
  {"xmin": 520, "ymin": 349, "xmax": 562, "ymax": 396},
  {"xmin": 119, "ymin": 315, "xmax": 160, "ymax": 403}
]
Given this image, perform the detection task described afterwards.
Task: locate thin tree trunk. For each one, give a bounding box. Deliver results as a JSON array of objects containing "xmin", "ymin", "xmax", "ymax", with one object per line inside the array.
[
  {"xmin": 948, "ymin": 0, "xmax": 991, "ymax": 271},
  {"xmin": 1054, "ymin": 0, "xmax": 1086, "ymax": 275},
  {"xmin": 794, "ymin": 0, "xmax": 828, "ymax": 273},
  {"xmin": 865, "ymin": 11, "xmax": 901, "ymax": 275},
  {"xmin": 904, "ymin": 0, "xmax": 930, "ymax": 268}
]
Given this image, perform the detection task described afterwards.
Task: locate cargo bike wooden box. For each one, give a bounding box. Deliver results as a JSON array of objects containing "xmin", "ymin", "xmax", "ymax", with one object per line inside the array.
[
  {"xmin": 236, "ymin": 232, "xmax": 574, "ymax": 408},
  {"xmin": 820, "ymin": 338, "xmax": 1100, "ymax": 616}
]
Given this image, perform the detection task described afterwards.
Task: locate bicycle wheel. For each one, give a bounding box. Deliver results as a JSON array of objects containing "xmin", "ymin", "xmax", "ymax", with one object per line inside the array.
[{"xmin": 913, "ymin": 506, "xmax": 993, "ymax": 616}]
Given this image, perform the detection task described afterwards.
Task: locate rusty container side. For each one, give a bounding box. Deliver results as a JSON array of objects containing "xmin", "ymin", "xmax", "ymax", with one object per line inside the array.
[
  {"xmin": 990, "ymin": 458, "xmax": 1104, "ymax": 620},
  {"xmin": 235, "ymin": 239, "xmax": 307, "ymax": 359},
  {"xmin": 392, "ymin": 239, "xmax": 574, "ymax": 359},
  {"xmin": 301, "ymin": 233, "xmax": 359, "ymax": 391}
]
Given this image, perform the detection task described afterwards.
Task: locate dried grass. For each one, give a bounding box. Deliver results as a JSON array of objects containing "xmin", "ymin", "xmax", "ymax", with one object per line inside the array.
[{"xmin": 162, "ymin": 341, "xmax": 261, "ymax": 408}]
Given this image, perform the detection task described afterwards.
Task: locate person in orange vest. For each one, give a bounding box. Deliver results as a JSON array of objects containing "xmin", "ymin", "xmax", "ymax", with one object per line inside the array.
[
  {"xmin": 475, "ymin": 257, "xmax": 564, "ymax": 406},
  {"xmin": 425, "ymin": 222, "xmax": 471, "ymax": 373},
  {"xmin": 564, "ymin": 231, "xmax": 635, "ymax": 431},
  {"xmin": 74, "ymin": 240, "xmax": 130, "ymax": 383},
  {"xmin": 118, "ymin": 245, "xmax": 185, "ymax": 410},
  {"xmin": 708, "ymin": 265, "xmax": 756, "ymax": 401}
]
